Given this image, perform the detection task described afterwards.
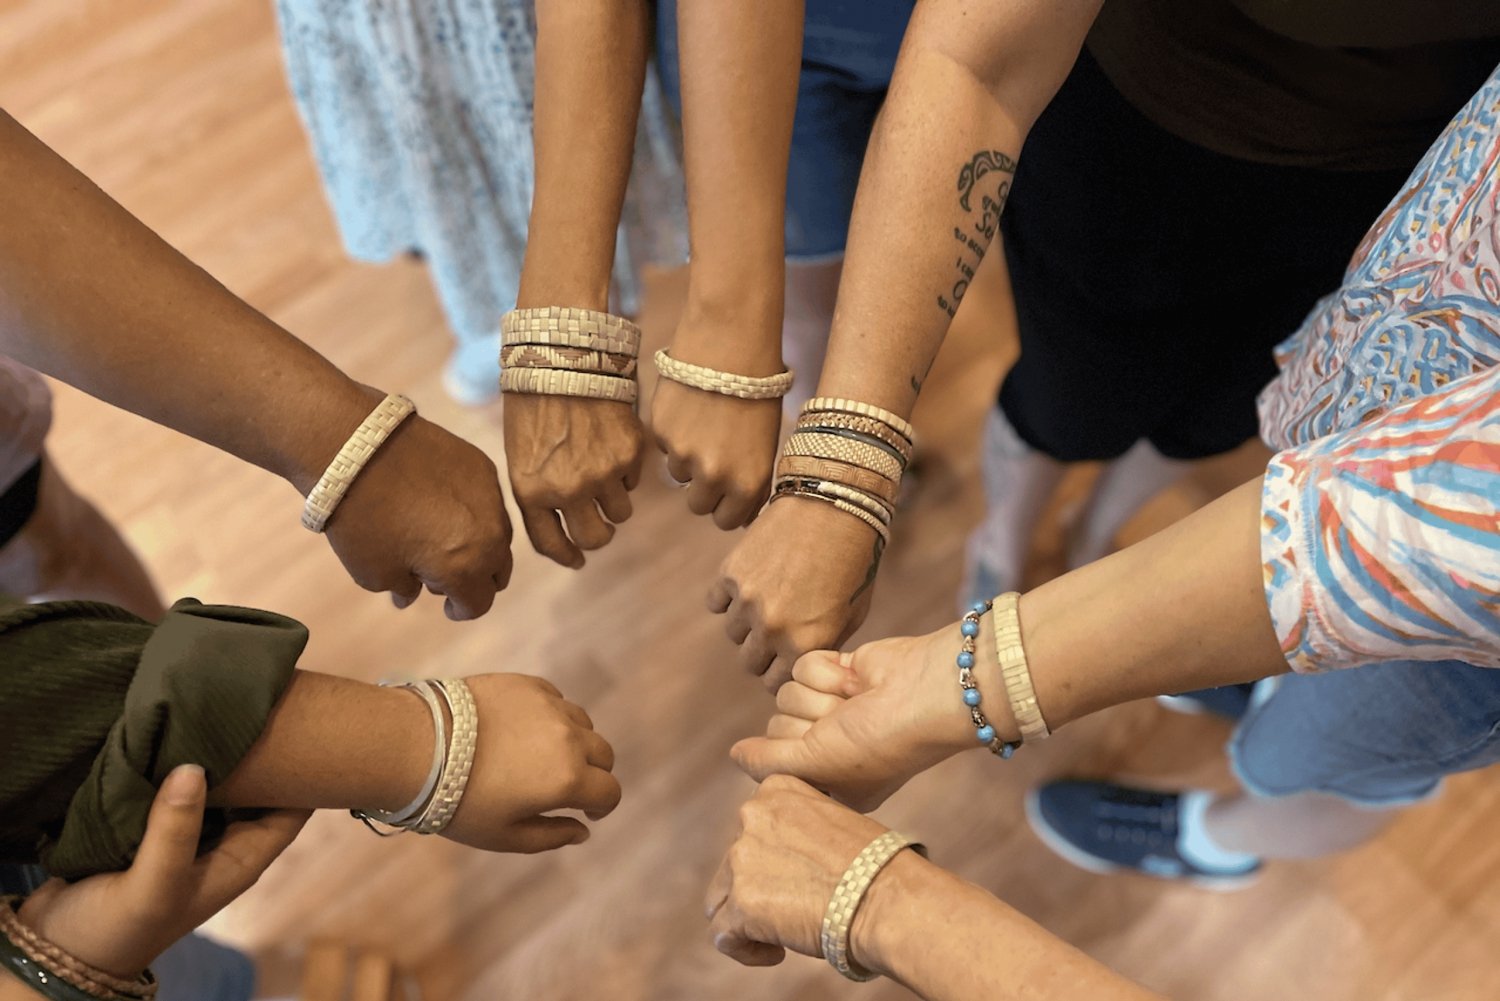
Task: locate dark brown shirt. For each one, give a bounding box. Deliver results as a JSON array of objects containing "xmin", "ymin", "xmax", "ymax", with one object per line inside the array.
[{"xmin": 1087, "ymin": 0, "xmax": 1500, "ymax": 169}]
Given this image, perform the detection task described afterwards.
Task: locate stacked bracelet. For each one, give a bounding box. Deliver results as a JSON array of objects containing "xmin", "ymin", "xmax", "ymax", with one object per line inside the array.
[
  {"xmin": 993, "ymin": 591, "xmax": 1050, "ymax": 742},
  {"xmin": 652, "ymin": 348, "xmax": 794, "ymax": 400},
  {"xmin": 500, "ymin": 307, "xmax": 641, "ymax": 405},
  {"xmin": 351, "ymin": 677, "xmax": 479, "ymax": 838},
  {"xmin": 1, "ymin": 897, "xmax": 157, "ymax": 1001},
  {"xmin": 958, "ymin": 601, "xmax": 1022, "ymax": 759},
  {"xmin": 820, "ymin": 831, "xmax": 927, "ymax": 982},
  {"xmin": 769, "ymin": 398, "xmax": 913, "ymax": 546},
  {"xmin": 301, "ymin": 393, "xmax": 417, "ymax": 533}
]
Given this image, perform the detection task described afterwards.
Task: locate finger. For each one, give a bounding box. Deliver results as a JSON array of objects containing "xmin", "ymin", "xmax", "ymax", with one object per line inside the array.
[
  {"xmin": 623, "ymin": 458, "xmax": 643, "ymax": 491},
  {"xmin": 558, "ymin": 700, "xmax": 595, "ymax": 730},
  {"xmin": 713, "ymin": 488, "xmax": 762, "ymax": 531},
  {"xmin": 707, "ymin": 576, "xmax": 736, "ymax": 614},
  {"xmin": 685, "ymin": 478, "xmax": 724, "ymax": 517},
  {"xmin": 490, "ymin": 542, "xmax": 515, "ymax": 593},
  {"xmin": 730, "ymin": 736, "xmax": 812, "ymax": 783},
  {"xmin": 435, "ymin": 571, "xmax": 498, "ymax": 622},
  {"xmin": 561, "ymin": 500, "xmax": 614, "ymax": 551},
  {"xmin": 666, "ymin": 453, "xmax": 693, "ymax": 485},
  {"xmin": 200, "ymin": 809, "xmax": 313, "ymax": 902},
  {"xmin": 389, "ymin": 574, "xmax": 422, "ymax": 610},
  {"xmin": 775, "ymin": 681, "xmax": 844, "ymax": 722},
  {"xmin": 127, "ymin": 764, "xmax": 208, "ymax": 899},
  {"xmin": 765, "ymin": 714, "xmax": 812, "ymax": 741},
  {"xmin": 710, "ymin": 912, "xmax": 787, "ymax": 968},
  {"xmin": 520, "ymin": 504, "xmax": 584, "ymax": 569},
  {"xmin": 737, "ymin": 631, "xmax": 776, "ymax": 677},
  {"xmin": 705, "ymin": 856, "xmax": 732, "ymax": 919},
  {"xmin": 724, "ymin": 607, "xmax": 753, "ymax": 645},
  {"xmin": 506, "ymin": 816, "xmax": 592, "ymax": 854},
  {"xmin": 791, "ymin": 650, "xmax": 863, "ymax": 696},
  {"xmin": 597, "ymin": 479, "xmax": 634, "ymax": 525},
  {"xmin": 567, "ymin": 767, "xmax": 623, "ymax": 821},
  {"xmin": 581, "ymin": 729, "xmax": 616, "ymax": 771},
  {"xmin": 762, "ymin": 653, "xmax": 797, "ymax": 692},
  {"xmin": 529, "ymin": 676, "xmax": 565, "ymax": 700}
]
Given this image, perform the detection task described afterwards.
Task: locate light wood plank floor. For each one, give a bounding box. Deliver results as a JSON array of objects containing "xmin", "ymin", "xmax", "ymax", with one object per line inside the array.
[{"xmin": 4, "ymin": 2, "xmax": 1497, "ymax": 998}]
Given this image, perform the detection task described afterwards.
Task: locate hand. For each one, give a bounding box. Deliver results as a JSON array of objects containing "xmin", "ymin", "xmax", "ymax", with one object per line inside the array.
[
  {"xmin": 649, "ymin": 331, "xmax": 784, "ymax": 529},
  {"xmin": 706, "ymin": 775, "xmax": 923, "ymax": 972},
  {"xmin": 731, "ymin": 625, "xmax": 990, "ymax": 812},
  {"xmin": 709, "ymin": 496, "xmax": 883, "ymax": 688},
  {"xmin": 325, "ymin": 407, "xmax": 514, "ymax": 621},
  {"xmin": 504, "ymin": 395, "xmax": 644, "ymax": 567},
  {"xmin": 441, "ymin": 674, "xmax": 622, "ymax": 853},
  {"xmin": 17, "ymin": 765, "xmax": 308, "ymax": 981}
]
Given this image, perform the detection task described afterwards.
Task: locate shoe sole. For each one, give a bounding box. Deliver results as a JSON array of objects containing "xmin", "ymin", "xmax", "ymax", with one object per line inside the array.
[{"xmin": 1023, "ymin": 789, "xmax": 1258, "ymax": 892}]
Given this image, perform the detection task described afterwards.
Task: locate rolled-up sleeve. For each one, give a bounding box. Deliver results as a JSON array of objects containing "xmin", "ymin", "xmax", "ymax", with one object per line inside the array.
[
  {"xmin": 0, "ymin": 598, "xmax": 306, "ymax": 879},
  {"xmin": 1261, "ymin": 366, "xmax": 1500, "ymax": 674}
]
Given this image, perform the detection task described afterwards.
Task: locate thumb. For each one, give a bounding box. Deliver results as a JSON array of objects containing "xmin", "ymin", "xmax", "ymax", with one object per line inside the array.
[
  {"xmin": 730, "ymin": 736, "xmax": 814, "ymax": 783},
  {"xmin": 127, "ymin": 765, "xmax": 208, "ymax": 899}
]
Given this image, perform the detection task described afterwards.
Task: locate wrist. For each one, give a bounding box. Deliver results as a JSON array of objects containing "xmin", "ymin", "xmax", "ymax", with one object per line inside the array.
[
  {"xmin": 848, "ymin": 848, "xmax": 942, "ymax": 979},
  {"xmin": 911, "ymin": 615, "xmax": 1020, "ymax": 756},
  {"xmin": 275, "ymin": 379, "xmax": 386, "ymax": 496},
  {"xmin": 674, "ymin": 295, "xmax": 786, "ymax": 375}
]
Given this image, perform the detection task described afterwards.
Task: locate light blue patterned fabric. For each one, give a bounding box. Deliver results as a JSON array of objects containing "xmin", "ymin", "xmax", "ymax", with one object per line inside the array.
[{"xmin": 274, "ymin": 0, "xmax": 687, "ymax": 371}]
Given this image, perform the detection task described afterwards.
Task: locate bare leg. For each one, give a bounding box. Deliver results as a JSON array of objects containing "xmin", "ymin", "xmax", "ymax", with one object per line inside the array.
[
  {"xmin": 1064, "ymin": 438, "xmax": 1191, "ymax": 569},
  {"xmin": 1202, "ymin": 790, "xmax": 1397, "ymax": 859},
  {"xmin": 781, "ymin": 258, "xmax": 843, "ymax": 415},
  {"xmin": 0, "ymin": 453, "xmax": 165, "ymax": 619}
]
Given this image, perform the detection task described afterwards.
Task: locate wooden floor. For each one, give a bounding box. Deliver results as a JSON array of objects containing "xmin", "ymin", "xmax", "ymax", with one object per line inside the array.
[{"xmin": 5, "ymin": 2, "xmax": 1498, "ymax": 998}]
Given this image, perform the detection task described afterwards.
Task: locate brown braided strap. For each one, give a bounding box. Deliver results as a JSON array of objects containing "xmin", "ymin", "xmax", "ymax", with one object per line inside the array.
[
  {"xmin": 775, "ymin": 455, "xmax": 898, "ymax": 507},
  {"xmin": 795, "ymin": 411, "xmax": 913, "ymax": 461},
  {"xmin": 1, "ymin": 896, "xmax": 157, "ymax": 999},
  {"xmin": 499, "ymin": 367, "xmax": 638, "ymax": 405},
  {"xmin": 501, "ymin": 343, "xmax": 638, "ymax": 378},
  {"xmin": 770, "ymin": 482, "xmax": 890, "ymax": 545},
  {"xmin": 819, "ymin": 833, "xmax": 925, "ymax": 982},
  {"xmin": 801, "ymin": 396, "xmax": 915, "ymax": 442},
  {"xmin": 501, "ymin": 307, "xmax": 641, "ymax": 357},
  {"xmin": 775, "ymin": 476, "xmax": 893, "ymax": 525},
  {"xmin": 783, "ymin": 431, "xmax": 904, "ymax": 483},
  {"xmin": 653, "ymin": 349, "xmax": 794, "ymax": 400},
  {"xmin": 301, "ymin": 393, "xmax": 417, "ymax": 533}
]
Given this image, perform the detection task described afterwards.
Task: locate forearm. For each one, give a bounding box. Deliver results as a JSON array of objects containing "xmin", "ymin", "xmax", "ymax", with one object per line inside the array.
[
  {"xmin": 674, "ymin": 0, "xmax": 802, "ymax": 369},
  {"xmin": 856, "ymin": 853, "xmax": 1162, "ymax": 1000},
  {"xmin": 0, "ymin": 109, "xmax": 372, "ymax": 495},
  {"xmin": 0, "ymin": 977, "xmax": 39, "ymax": 1001},
  {"xmin": 213, "ymin": 671, "xmax": 430, "ymax": 814},
  {"xmin": 519, "ymin": 0, "xmax": 652, "ymax": 311}
]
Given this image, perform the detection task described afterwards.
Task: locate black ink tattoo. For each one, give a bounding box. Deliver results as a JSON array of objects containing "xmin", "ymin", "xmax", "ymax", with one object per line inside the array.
[
  {"xmin": 957, "ymin": 150, "xmax": 1018, "ymax": 212},
  {"xmin": 849, "ymin": 536, "xmax": 885, "ymax": 605},
  {"xmin": 910, "ymin": 374, "xmax": 922, "ymax": 393}
]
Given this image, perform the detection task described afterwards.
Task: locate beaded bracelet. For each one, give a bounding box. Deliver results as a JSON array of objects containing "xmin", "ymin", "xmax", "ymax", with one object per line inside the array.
[{"xmin": 958, "ymin": 601, "xmax": 1021, "ymax": 759}]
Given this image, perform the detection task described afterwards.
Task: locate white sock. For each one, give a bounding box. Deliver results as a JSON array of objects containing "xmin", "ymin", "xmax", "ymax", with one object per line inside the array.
[
  {"xmin": 1066, "ymin": 438, "xmax": 1189, "ymax": 569},
  {"xmin": 963, "ymin": 406, "xmax": 1065, "ymax": 596},
  {"xmin": 1177, "ymin": 790, "xmax": 1260, "ymax": 872}
]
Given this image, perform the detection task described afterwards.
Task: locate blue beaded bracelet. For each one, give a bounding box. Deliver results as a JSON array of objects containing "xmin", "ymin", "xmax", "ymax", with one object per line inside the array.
[{"xmin": 958, "ymin": 600, "xmax": 1020, "ymax": 759}]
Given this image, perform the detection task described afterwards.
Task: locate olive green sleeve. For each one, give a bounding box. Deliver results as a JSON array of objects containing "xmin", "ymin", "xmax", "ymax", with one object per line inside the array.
[{"xmin": 0, "ymin": 598, "xmax": 306, "ymax": 880}]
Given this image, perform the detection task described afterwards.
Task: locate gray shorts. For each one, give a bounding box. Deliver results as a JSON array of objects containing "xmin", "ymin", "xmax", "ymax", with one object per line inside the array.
[{"xmin": 1230, "ymin": 659, "xmax": 1500, "ymax": 807}]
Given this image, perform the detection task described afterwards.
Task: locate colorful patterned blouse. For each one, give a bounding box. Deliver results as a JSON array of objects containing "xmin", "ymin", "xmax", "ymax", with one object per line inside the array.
[{"xmin": 1257, "ymin": 65, "xmax": 1500, "ymax": 674}]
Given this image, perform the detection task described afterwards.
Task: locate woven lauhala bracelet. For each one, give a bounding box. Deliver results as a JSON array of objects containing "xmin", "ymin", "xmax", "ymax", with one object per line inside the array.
[
  {"xmin": 783, "ymin": 431, "xmax": 904, "ymax": 483},
  {"xmin": 800, "ymin": 396, "xmax": 915, "ymax": 442},
  {"xmin": 795, "ymin": 410, "xmax": 913, "ymax": 462},
  {"xmin": 500, "ymin": 307, "xmax": 642, "ymax": 357},
  {"xmin": 993, "ymin": 591, "xmax": 1051, "ymax": 742},
  {"xmin": 301, "ymin": 393, "xmax": 416, "ymax": 533},
  {"xmin": 1, "ymin": 897, "xmax": 157, "ymax": 1000},
  {"xmin": 820, "ymin": 832, "xmax": 926, "ymax": 982},
  {"xmin": 410, "ymin": 678, "xmax": 479, "ymax": 835},
  {"xmin": 499, "ymin": 367, "xmax": 638, "ymax": 405},
  {"xmin": 501, "ymin": 343, "xmax": 638, "ymax": 378},
  {"xmin": 653, "ymin": 348, "xmax": 794, "ymax": 400},
  {"xmin": 957, "ymin": 601, "xmax": 1022, "ymax": 759}
]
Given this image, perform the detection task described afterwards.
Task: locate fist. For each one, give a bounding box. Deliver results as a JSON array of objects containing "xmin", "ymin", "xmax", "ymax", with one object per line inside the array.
[{"xmin": 650, "ymin": 378, "xmax": 781, "ymax": 530}]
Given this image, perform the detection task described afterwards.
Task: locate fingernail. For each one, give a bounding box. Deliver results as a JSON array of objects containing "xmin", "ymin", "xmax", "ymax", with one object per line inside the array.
[
  {"xmin": 164, "ymin": 764, "xmax": 206, "ymax": 805},
  {"xmin": 392, "ymin": 593, "xmax": 413, "ymax": 610}
]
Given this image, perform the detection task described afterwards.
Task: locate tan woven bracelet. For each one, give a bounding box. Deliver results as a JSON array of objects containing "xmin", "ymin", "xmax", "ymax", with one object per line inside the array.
[
  {"xmin": 784, "ymin": 431, "xmax": 904, "ymax": 483},
  {"xmin": 820, "ymin": 832, "xmax": 925, "ymax": 982},
  {"xmin": 796, "ymin": 411, "xmax": 913, "ymax": 461},
  {"xmin": 653, "ymin": 349, "xmax": 794, "ymax": 400},
  {"xmin": 771, "ymin": 482, "xmax": 890, "ymax": 545},
  {"xmin": 993, "ymin": 592, "xmax": 1050, "ymax": 742},
  {"xmin": 801, "ymin": 396, "xmax": 915, "ymax": 442},
  {"xmin": 500, "ymin": 367, "xmax": 638, "ymax": 405},
  {"xmin": 301, "ymin": 393, "xmax": 416, "ymax": 533},
  {"xmin": 1, "ymin": 896, "xmax": 157, "ymax": 999},
  {"xmin": 410, "ymin": 678, "xmax": 479, "ymax": 835},
  {"xmin": 776, "ymin": 475, "xmax": 893, "ymax": 525},
  {"xmin": 501, "ymin": 306, "xmax": 641, "ymax": 357},
  {"xmin": 776, "ymin": 455, "xmax": 900, "ymax": 507},
  {"xmin": 501, "ymin": 343, "xmax": 637, "ymax": 378}
]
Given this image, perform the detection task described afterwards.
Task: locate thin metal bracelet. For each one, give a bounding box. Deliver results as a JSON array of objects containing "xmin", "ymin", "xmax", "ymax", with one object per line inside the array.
[
  {"xmin": 351, "ymin": 681, "xmax": 448, "ymax": 833},
  {"xmin": 958, "ymin": 601, "xmax": 1021, "ymax": 759}
]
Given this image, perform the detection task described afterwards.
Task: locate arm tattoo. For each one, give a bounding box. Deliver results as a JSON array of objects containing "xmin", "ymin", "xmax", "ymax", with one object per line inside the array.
[
  {"xmin": 938, "ymin": 149, "xmax": 1016, "ymax": 319},
  {"xmin": 850, "ymin": 535, "xmax": 885, "ymax": 605}
]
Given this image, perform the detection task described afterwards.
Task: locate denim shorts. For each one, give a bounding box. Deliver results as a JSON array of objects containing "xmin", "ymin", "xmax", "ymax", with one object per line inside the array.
[
  {"xmin": 1230, "ymin": 659, "xmax": 1500, "ymax": 807},
  {"xmin": 655, "ymin": 0, "xmax": 913, "ymax": 260}
]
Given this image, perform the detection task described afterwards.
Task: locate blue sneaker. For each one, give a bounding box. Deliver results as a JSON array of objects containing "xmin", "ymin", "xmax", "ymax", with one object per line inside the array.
[
  {"xmin": 1156, "ymin": 683, "xmax": 1256, "ymax": 721},
  {"xmin": 1026, "ymin": 781, "xmax": 1260, "ymax": 890}
]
